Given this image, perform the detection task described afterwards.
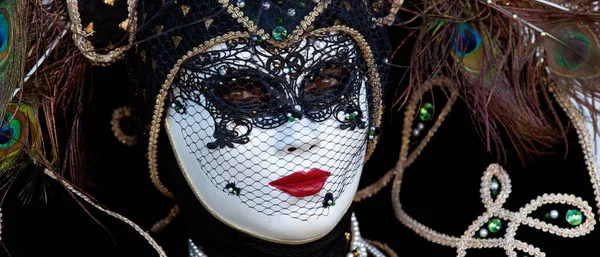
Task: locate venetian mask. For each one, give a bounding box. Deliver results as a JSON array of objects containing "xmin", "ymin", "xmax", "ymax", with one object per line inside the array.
[{"xmin": 138, "ymin": 0, "xmax": 391, "ymax": 244}]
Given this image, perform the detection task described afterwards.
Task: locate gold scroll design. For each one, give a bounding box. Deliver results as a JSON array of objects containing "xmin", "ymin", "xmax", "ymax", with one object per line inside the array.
[
  {"xmin": 218, "ymin": 0, "xmax": 331, "ymax": 49},
  {"xmin": 392, "ymin": 162, "xmax": 596, "ymax": 257},
  {"xmin": 354, "ymin": 76, "xmax": 458, "ymax": 201}
]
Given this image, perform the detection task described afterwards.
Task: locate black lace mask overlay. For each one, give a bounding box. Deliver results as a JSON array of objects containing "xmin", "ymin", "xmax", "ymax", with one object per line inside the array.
[{"xmin": 166, "ymin": 33, "xmax": 378, "ymax": 220}]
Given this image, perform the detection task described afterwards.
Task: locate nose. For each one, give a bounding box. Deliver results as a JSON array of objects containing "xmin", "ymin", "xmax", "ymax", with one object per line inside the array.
[{"xmin": 280, "ymin": 120, "xmax": 321, "ymax": 154}]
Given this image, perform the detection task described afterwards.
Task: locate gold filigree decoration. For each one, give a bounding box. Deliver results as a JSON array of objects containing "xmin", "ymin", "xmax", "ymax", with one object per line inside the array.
[
  {"xmin": 173, "ymin": 36, "xmax": 183, "ymax": 48},
  {"xmin": 354, "ymin": 77, "xmax": 458, "ymax": 201},
  {"xmin": 181, "ymin": 5, "xmax": 190, "ymax": 16},
  {"xmin": 147, "ymin": 26, "xmax": 383, "ymax": 199},
  {"xmin": 204, "ymin": 19, "xmax": 214, "ymax": 28},
  {"xmin": 387, "ymin": 82, "xmax": 600, "ymax": 256},
  {"xmin": 218, "ymin": 0, "xmax": 331, "ymax": 49},
  {"xmin": 83, "ymin": 22, "xmax": 95, "ymax": 36},
  {"xmin": 119, "ymin": 18, "xmax": 130, "ymax": 31},
  {"xmin": 66, "ymin": 0, "xmax": 137, "ymax": 64},
  {"xmin": 111, "ymin": 106, "xmax": 137, "ymax": 146}
]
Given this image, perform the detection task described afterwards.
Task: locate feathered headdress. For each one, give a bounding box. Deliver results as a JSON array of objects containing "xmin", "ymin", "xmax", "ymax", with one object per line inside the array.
[{"xmin": 395, "ymin": 0, "xmax": 600, "ymax": 160}]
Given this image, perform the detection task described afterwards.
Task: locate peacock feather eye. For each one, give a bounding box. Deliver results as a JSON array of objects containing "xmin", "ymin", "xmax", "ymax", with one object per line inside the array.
[
  {"xmin": 555, "ymin": 31, "xmax": 591, "ymax": 70},
  {"xmin": 0, "ymin": 9, "xmax": 10, "ymax": 63},
  {"xmin": 0, "ymin": 112, "xmax": 20, "ymax": 149},
  {"xmin": 451, "ymin": 23, "xmax": 485, "ymax": 73},
  {"xmin": 452, "ymin": 23, "xmax": 481, "ymax": 57}
]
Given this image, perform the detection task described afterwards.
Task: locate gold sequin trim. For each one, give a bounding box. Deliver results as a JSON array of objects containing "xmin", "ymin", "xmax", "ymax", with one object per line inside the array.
[
  {"xmin": 387, "ymin": 83, "xmax": 600, "ymax": 256},
  {"xmin": 354, "ymin": 77, "xmax": 458, "ymax": 201},
  {"xmin": 66, "ymin": 0, "xmax": 137, "ymax": 65},
  {"xmin": 110, "ymin": 106, "xmax": 137, "ymax": 146},
  {"xmin": 148, "ymin": 26, "xmax": 383, "ymax": 199},
  {"xmin": 218, "ymin": 0, "xmax": 331, "ymax": 49},
  {"xmin": 43, "ymin": 169, "xmax": 167, "ymax": 257}
]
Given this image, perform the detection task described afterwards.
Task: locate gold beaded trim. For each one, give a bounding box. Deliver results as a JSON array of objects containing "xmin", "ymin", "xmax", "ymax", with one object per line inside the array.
[
  {"xmin": 387, "ymin": 82, "xmax": 600, "ymax": 256},
  {"xmin": 150, "ymin": 204, "xmax": 181, "ymax": 233},
  {"xmin": 148, "ymin": 26, "xmax": 383, "ymax": 199},
  {"xmin": 43, "ymin": 169, "xmax": 167, "ymax": 257},
  {"xmin": 354, "ymin": 77, "xmax": 458, "ymax": 202},
  {"xmin": 111, "ymin": 106, "xmax": 137, "ymax": 146},
  {"xmin": 66, "ymin": 0, "xmax": 137, "ymax": 65},
  {"xmin": 218, "ymin": 0, "xmax": 331, "ymax": 49},
  {"xmin": 376, "ymin": 0, "xmax": 404, "ymax": 26}
]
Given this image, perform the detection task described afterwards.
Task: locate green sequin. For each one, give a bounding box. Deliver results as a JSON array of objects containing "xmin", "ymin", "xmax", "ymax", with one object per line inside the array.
[
  {"xmin": 566, "ymin": 209, "xmax": 583, "ymax": 226},
  {"xmin": 419, "ymin": 102, "xmax": 434, "ymax": 121},
  {"xmin": 276, "ymin": 17, "xmax": 284, "ymax": 24},
  {"xmin": 272, "ymin": 26, "xmax": 288, "ymax": 41},
  {"xmin": 487, "ymin": 218, "xmax": 502, "ymax": 233}
]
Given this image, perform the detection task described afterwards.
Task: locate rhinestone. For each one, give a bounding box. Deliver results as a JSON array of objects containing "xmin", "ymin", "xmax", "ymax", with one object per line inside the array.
[
  {"xmin": 236, "ymin": 0, "xmax": 245, "ymax": 8},
  {"xmin": 272, "ymin": 26, "xmax": 288, "ymax": 41},
  {"xmin": 490, "ymin": 181, "xmax": 499, "ymax": 190},
  {"xmin": 287, "ymin": 8, "xmax": 296, "ymax": 16},
  {"xmin": 262, "ymin": 1, "xmax": 271, "ymax": 9},
  {"xmin": 294, "ymin": 105, "xmax": 302, "ymax": 111},
  {"xmin": 419, "ymin": 102, "xmax": 434, "ymax": 121},
  {"xmin": 487, "ymin": 218, "xmax": 502, "ymax": 233},
  {"xmin": 298, "ymin": 1, "xmax": 306, "ymax": 8},
  {"xmin": 283, "ymin": 66, "xmax": 291, "ymax": 74},
  {"xmin": 566, "ymin": 209, "xmax": 583, "ymax": 226}
]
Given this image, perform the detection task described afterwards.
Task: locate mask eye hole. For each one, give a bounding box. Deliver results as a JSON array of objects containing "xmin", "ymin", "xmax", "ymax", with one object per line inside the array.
[
  {"xmin": 304, "ymin": 65, "xmax": 352, "ymax": 101},
  {"xmin": 211, "ymin": 78, "xmax": 276, "ymax": 113}
]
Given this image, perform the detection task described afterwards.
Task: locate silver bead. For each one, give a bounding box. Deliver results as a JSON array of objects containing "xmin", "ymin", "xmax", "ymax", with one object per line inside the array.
[
  {"xmin": 218, "ymin": 66, "xmax": 227, "ymax": 75},
  {"xmin": 287, "ymin": 8, "xmax": 296, "ymax": 16},
  {"xmin": 383, "ymin": 58, "xmax": 389, "ymax": 64},
  {"xmin": 417, "ymin": 122, "xmax": 425, "ymax": 130},
  {"xmin": 490, "ymin": 181, "xmax": 500, "ymax": 190},
  {"xmin": 294, "ymin": 105, "xmax": 302, "ymax": 111},
  {"xmin": 236, "ymin": 0, "xmax": 245, "ymax": 8},
  {"xmin": 262, "ymin": 1, "xmax": 271, "ymax": 9},
  {"xmin": 283, "ymin": 66, "xmax": 291, "ymax": 74},
  {"xmin": 550, "ymin": 210, "xmax": 559, "ymax": 219},
  {"xmin": 479, "ymin": 228, "xmax": 489, "ymax": 238},
  {"xmin": 412, "ymin": 128, "xmax": 420, "ymax": 137}
]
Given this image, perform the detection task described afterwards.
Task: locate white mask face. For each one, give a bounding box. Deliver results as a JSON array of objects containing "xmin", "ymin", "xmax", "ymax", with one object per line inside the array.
[{"xmin": 165, "ymin": 33, "xmax": 373, "ymax": 243}]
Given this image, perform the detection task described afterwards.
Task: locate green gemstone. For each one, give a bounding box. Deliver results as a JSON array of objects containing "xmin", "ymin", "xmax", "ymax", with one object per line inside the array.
[
  {"xmin": 410, "ymin": 136, "xmax": 418, "ymax": 146},
  {"xmin": 272, "ymin": 26, "xmax": 288, "ymax": 41},
  {"xmin": 174, "ymin": 105, "xmax": 182, "ymax": 112},
  {"xmin": 419, "ymin": 102, "xmax": 434, "ymax": 121},
  {"xmin": 491, "ymin": 189, "xmax": 499, "ymax": 196},
  {"xmin": 256, "ymin": 37, "xmax": 264, "ymax": 44},
  {"xmin": 288, "ymin": 116, "xmax": 295, "ymax": 122},
  {"xmin": 566, "ymin": 209, "xmax": 583, "ymax": 226},
  {"xmin": 276, "ymin": 17, "xmax": 284, "ymax": 24},
  {"xmin": 369, "ymin": 130, "xmax": 375, "ymax": 137},
  {"xmin": 252, "ymin": 17, "xmax": 258, "ymax": 23},
  {"xmin": 298, "ymin": 1, "xmax": 306, "ymax": 8},
  {"xmin": 330, "ymin": 201, "xmax": 336, "ymax": 206},
  {"xmin": 349, "ymin": 112, "xmax": 357, "ymax": 120},
  {"xmin": 487, "ymin": 218, "xmax": 502, "ymax": 233}
]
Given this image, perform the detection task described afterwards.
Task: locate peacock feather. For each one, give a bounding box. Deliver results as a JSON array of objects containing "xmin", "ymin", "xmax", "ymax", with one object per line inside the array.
[
  {"xmin": 399, "ymin": 0, "xmax": 600, "ymax": 159},
  {"xmin": 0, "ymin": 0, "xmax": 26, "ymax": 121}
]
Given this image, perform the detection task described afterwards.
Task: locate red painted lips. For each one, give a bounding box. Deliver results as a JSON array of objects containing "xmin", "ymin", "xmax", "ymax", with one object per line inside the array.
[{"xmin": 269, "ymin": 168, "xmax": 331, "ymax": 197}]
